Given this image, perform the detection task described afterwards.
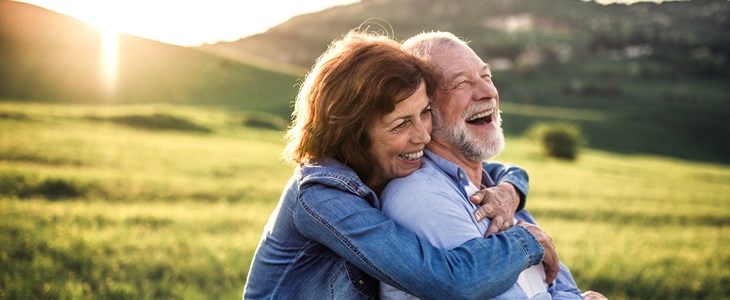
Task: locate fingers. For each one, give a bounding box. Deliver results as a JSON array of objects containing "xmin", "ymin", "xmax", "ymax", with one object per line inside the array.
[
  {"xmin": 469, "ymin": 189, "xmax": 486, "ymax": 205},
  {"xmin": 582, "ymin": 291, "xmax": 608, "ymax": 300},
  {"xmin": 542, "ymin": 238, "xmax": 559, "ymax": 284},
  {"xmin": 517, "ymin": 222, "xmax": 559, "ymax": 284},
  {"xmin": 485, "ymin": 216, "xmax": 514, "ymax": 235},
  {"xmin": 541, "ymin": 231, "xmax": 559, "ymax": 284},
  {"xmin": 471, "ymin": 187, "xmax": 517, "ymax": 229},
  {"xmin": 485, "ymin": 216, "xmax": 500, "ymax": 235},
  {"xmin": 474, "ymin": 203, "xmax": 495, "ymax": 222}
]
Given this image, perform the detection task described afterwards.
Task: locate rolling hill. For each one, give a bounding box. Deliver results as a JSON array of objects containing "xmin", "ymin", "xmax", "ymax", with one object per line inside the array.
[
  {"xmin": 203, "ymin": 0, "xmax": 730, "ymax": 164},
  {"xmin": 205, "ymin": 0, "xmax": 730, "ymax": 75},
  {"xmin": 1, "ymin": 0, "xmax": 728, "ymax": 164},
  {"xmin": 0, "ymin": 0, "xmax": 299, "ymax": 118}
]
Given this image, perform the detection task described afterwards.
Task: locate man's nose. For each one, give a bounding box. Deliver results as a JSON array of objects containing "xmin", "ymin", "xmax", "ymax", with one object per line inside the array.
[{"xmin": 475, "ymin": 78, "xmax": 498, "ymax": 101}]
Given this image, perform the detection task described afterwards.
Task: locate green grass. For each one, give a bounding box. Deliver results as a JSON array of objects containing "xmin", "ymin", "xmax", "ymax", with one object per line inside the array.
[
  {"xmin": 2, "ymin": 102, "xmax": 729, "ymax": 299},
  {"xmin": 492, "ymin": 138, "xmax": 730, "ymax": 299}
]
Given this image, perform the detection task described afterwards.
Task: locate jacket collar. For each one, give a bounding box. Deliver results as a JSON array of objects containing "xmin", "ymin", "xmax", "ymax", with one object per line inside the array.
[{"xmin": 299, "ymin": 157, "xmax": 381, "ymax": 207}]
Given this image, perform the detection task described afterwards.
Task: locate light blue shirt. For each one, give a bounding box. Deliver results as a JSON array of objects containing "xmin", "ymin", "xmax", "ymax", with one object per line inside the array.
[{"xmin": 379, "ymin": 150, "xmax": 583, "ymax": 300}]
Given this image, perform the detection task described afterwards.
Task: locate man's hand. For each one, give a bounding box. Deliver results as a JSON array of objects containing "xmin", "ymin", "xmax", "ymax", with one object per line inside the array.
[
  {"xmin": 582, "ymin": 291, "xmax": 608, "ymax": 300},
  {"xmin": 517, "ymin": 221, "xmax": 559, "ymax": 284},
  {"xmin": 470, "ymin": 183, "xmax": 520, "ymax": 235}
]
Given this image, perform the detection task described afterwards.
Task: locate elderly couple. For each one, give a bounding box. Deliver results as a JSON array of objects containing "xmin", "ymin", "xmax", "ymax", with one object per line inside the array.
[{"xmin": 243, "ymin": 30, "xmax": 606, "ymax": 300}]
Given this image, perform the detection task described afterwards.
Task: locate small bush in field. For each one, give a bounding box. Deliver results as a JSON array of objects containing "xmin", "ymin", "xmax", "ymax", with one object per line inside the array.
[{"xmin": 529, "ymin": 122, "xmax": 586, "ymax": 160}]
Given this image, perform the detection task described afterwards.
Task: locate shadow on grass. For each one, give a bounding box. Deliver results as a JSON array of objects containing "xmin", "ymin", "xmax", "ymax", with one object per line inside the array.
[
  {"xmin": 0, "ymin": 173, "xmax": 89, "ymax": 200},
  {"xmin": 241, "ymin": 112, "xmax": 288, "ymax": 131},
  {"xmin": 0, "ymin": 111, "xmax": 30, "ymax": 120},
  {"xmin": 88, "ymin": 113, "xmax": 212, "ymax": 133},
  {"xmin": 532, "ymin": 207, "xmax": 730, "ymax": 227}
]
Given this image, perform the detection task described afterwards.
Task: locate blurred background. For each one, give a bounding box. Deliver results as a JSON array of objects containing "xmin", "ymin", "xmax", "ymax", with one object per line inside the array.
[{"xmin": 1, "ymin": 0, "xmax": 728, "ymax": 299}]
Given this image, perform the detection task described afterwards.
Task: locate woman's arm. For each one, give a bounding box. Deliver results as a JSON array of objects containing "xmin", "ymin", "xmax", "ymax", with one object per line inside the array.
[{"xmin": 294, "ymin": 183, "xmax": 545, "ymax": 300}]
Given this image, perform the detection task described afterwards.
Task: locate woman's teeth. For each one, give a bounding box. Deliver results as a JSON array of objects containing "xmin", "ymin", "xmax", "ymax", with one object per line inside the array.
[
  {"xmin": 400, "ymin": 151, "xmax": 423, "ymax": 161},
  {"xmin": 466, "ymin": 109, "xmax": 493, "ymax": 122}
]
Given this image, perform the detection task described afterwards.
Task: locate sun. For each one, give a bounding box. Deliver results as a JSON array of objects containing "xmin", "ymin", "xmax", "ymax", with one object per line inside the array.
[
  {"xmin": 17, "ymin": 0, "xmax": 126, "ymax": 97},
  {"xmin": 100, "ymin": 30, "xmax": 119, "ymax": 97}
]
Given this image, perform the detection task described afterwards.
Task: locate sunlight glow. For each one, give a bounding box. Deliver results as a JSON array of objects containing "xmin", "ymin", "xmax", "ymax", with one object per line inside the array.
[
  {"xmin": 18, "ymin": 0, "xmax": 360, "ymax": 47},
  {"xmin": 100, "ymin": 29, "xmax": 118, "ymax": 97}
]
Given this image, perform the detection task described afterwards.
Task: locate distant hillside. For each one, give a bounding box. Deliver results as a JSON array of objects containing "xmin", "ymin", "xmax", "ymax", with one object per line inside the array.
[
  {"xmin": 0, "ymin": 1, "xmax": 299, "ymax": 118},
  {"xmin": 206, "ymin": 0, "xmax": 730, "ymax": 76},
  {"xmin": 204, "ymin": 0, "xmax": 730, "ymax": 164}
]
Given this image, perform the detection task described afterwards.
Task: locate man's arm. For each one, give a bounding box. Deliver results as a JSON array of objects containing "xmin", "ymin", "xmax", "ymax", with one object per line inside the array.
[
  {"xmin": 483, "ymin": 161, "xmax": 529, "ymax": 211},
  {"xmin": 472, "ymin": 162, "xmax": 530, "ymax": 234}
]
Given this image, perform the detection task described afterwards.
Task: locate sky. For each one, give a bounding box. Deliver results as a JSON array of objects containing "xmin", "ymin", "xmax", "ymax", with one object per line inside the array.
[
  {"xmin": 18, "ymin": 0, "xmax": 661, "ymax": 47},
  {"xmin": 17, "ymin": 0, "xmax": 360, "ymax": 47}
]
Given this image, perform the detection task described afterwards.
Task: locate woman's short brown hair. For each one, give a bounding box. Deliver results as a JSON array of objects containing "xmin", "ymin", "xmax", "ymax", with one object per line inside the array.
[{"xmin": 283, "ymin": 30, "xmax": 437, "ymax": 182}]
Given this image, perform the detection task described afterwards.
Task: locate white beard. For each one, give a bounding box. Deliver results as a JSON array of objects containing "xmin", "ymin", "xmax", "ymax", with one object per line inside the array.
[{"xmin": 433, "ymin": 110, "xmax": 505, "ymax": 162}]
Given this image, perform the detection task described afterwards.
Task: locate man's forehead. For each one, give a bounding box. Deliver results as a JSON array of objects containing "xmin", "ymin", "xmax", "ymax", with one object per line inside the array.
[{"xmin": 442, "ymin": 62, "xmax": 491, "ymax": 82}]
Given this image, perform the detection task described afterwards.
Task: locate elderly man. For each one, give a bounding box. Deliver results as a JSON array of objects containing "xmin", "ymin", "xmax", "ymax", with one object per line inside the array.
[{"xmin": 380, "ymin": 31, "xmax": 605, "ymax": 299}]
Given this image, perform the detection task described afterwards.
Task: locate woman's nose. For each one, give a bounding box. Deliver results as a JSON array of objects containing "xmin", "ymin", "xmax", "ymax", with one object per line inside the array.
[{"xmin": 411, "ymin": 119, "xmax": 431, "ymax": 145}]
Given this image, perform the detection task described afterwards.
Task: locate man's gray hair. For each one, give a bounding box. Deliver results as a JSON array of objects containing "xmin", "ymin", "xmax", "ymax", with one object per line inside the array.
[{"xmin": 402, "ymin": 31, "xmax": 470, "ymax": 61}]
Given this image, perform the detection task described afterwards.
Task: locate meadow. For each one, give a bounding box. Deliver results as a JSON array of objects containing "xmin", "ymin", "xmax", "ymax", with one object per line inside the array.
[{"xmin": 1, "ymin": 101, "xmax": 729, "ymax": 299}]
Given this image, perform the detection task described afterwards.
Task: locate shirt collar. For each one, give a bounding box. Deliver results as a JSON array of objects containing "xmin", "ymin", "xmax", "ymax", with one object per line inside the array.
[{"xmin": 424, "ymin": 149, "xmax": 496, "ymax": 188}]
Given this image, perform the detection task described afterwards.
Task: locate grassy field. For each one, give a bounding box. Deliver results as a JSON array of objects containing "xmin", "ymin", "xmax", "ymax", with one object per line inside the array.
[{"xmin": 1, "ymin": 102, "xmax": 729, "ymax": 299}]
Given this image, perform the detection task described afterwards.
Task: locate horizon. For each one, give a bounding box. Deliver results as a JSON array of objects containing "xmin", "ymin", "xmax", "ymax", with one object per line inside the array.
[
  {"xmin": 16, "ymin": 0, "xmax": 360, "ymax": 47},
  {"xmin": 17, "ymin": 0, "xmax": 664, "ymax": 47}
]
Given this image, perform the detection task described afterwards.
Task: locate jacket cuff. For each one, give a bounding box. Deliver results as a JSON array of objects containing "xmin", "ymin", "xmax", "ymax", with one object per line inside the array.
[{"xmin": 505, "ymin": 225, "xmax": 544, "ymax": 267}]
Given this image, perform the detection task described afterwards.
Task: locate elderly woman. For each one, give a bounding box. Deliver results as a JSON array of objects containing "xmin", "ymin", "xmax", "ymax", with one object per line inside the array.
[{"xmin": 243, "ymin": 31, "xmax": 553, "ymax": 299}]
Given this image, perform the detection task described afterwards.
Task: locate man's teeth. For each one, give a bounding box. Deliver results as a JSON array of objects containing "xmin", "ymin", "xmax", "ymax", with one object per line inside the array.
[
  {"xmin": 466, "ymin": 109, "xmax": 493, "ymax": 122},
  {"xmin": 400, "ymin": 151, "xmax": 423, "ymax": 160}
]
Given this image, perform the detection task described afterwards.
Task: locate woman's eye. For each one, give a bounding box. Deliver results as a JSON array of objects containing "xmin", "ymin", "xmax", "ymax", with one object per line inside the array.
[
  {"xmin": 421, "ymin": 108, "xmax": 433, "ymax": 118},
  {"xmin": 393, "ymin": 122, "xmax": 408, "ymax": 131}
]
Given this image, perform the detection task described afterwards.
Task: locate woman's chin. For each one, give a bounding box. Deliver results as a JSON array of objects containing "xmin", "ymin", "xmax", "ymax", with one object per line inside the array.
[{"xmin": 395, "ymin": 159, "xmax": 422, "ymax": 178}]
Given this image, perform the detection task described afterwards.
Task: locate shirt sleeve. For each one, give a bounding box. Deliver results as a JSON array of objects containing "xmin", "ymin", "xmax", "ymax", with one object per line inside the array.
[
  {"xmin": 295, "ymin": 182, "xmax": 545, "ymax": 300},
  {"xmin": 484, "ymin": 161, "xmax": 530, "ymax": 211}
]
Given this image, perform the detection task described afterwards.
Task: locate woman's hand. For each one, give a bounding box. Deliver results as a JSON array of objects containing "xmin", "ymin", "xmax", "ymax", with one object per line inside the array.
[
  {"xmin": 469, "ymin": 183, "xmax": 520, "ymax": 235},
  {"xmin": 517, "ymin": 221, "xmax": 559, "ymax": 284}
]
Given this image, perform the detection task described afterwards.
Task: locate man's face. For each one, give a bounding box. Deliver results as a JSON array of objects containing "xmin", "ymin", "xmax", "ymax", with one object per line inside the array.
[{"xmin": 429, "ymin": 42, "xmax": 504, "ymax": 161}]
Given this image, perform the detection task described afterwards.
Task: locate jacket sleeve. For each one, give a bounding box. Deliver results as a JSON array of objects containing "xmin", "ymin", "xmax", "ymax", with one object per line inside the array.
[
  {"xmin": 294, "ymin": 183, "xmax": 545, "ymax": 300},
  {"xmin": 484, "ymin": 161, "xmax": 529, "ymax": 212}
]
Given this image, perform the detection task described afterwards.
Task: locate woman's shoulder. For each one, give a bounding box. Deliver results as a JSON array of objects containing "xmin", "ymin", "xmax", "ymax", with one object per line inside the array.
[{"xmin": 298, "ymin": 157, "xmax": 373, "ymax": 198}]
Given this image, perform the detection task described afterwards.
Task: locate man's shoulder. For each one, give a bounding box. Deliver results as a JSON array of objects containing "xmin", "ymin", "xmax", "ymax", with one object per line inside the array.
[
  {"xmin": 384, "ymin": 158, "xmax": 446, "ymax": 193},
  {"xmin": 380, "ymin": 158, "xmax": 461, "ymax": 215}
]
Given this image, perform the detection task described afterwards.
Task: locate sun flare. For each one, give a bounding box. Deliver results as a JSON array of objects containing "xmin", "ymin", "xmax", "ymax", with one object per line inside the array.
[{"xmin": 100, "ymin": 29, "xmax": 118, "ymax": 97}]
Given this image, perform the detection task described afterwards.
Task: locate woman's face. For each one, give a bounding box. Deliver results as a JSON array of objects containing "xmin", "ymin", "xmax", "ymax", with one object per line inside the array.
[{"xmin": 367, "ymin": 81, "xmax": 432, "ymax": 190}]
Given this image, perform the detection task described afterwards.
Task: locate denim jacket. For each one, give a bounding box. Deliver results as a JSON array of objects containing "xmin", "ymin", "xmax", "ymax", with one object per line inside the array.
[{"xmin": 243, "ymin": 157, "xmax": 544, "ymax": 300}]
